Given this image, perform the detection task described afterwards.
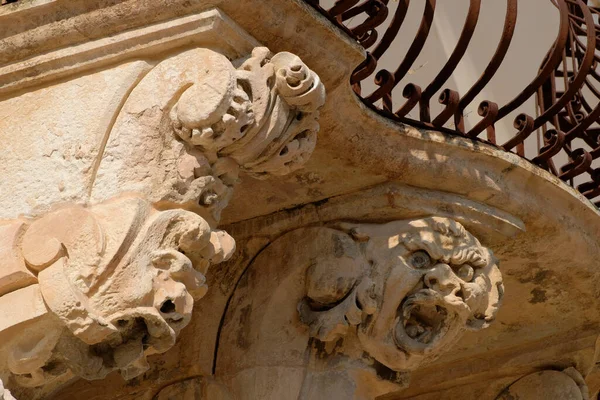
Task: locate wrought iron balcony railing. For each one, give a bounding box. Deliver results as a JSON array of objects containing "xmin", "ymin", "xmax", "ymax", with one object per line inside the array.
[{"xmin": 305, "ymin": 0, "xmax": 600, "ymax": 206}]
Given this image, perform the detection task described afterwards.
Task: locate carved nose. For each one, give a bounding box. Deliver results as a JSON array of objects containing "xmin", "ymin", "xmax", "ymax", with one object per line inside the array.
[
  {"xmin": 424, "ymin": 263, "xmax": 463, "ymax": 298},
  {"xmin": 160, "ymin": 299, "xmax": 177, "ymax": 314},
  {"xmin": 156, "ymin": 284, "xmax": 188, "ymax": 321},
  {"xmin": 158, "ymin": 294, "xmax": 187, "ymax": 324}
]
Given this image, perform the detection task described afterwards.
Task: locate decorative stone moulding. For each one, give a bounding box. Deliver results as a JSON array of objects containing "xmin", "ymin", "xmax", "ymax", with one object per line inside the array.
[
  {"xmin": 216, "ymin": 217, "xmax": 504, "ymax": 400},
  {"xmin": 0, "ymin": 7, "xmax": 325, "ymax": 396}
]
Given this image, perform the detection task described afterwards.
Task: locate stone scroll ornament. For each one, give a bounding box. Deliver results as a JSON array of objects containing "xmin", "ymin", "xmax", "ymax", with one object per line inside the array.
[
  {"xmin": 91, "ymin": 46, "xmax": 325, "ymax": 225},
  {"xmin": 169, "ymin": 47, "xmax": 325, "ymax": 222},
  {"xmin": 0, "ymin": 46, "xmax": 325, "ymax": 392},
  {"xmin": 3, "ymin": 198, "xmax": 235, "ymax": 387},
  {"xmin": 298, "ymin": 217, "xmax": 504, "ymax": 373}
]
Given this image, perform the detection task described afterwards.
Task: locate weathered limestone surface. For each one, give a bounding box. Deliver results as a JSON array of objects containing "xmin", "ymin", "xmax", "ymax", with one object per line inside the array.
[
  {"xmin": 216, "ymin": 217, "xmax": 503, "ymax": 399},
  {"xmin": 0, "ymin": 5, "xmax": 327, "ymax": 398},
  {"xmin": 497, "ymin": 368, "xmax": 590, "ymax": 400},
  {"xmin": 2, "ymin": 197, "xmax": 236, "ymax": 387},
  {"xmin": 1, "ymin": 1, "xmax": 600, "ymax": 399}
]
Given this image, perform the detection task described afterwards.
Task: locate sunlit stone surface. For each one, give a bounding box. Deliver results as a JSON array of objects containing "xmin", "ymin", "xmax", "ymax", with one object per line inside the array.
[{"xmin": 1, "ymin": 1, "xmax": 600, "ymax": 399}]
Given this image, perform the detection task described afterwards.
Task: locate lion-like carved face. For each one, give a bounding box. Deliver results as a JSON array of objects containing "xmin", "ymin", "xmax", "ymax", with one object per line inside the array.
[{"xmin": 299, "ymin": 217, "xmax": 503, "ymax": 372}]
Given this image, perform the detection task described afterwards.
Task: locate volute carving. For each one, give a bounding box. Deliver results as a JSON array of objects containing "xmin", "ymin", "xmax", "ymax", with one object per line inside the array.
[
  {"xmin": 172, "ymin": 47, "xmax": 325, "ymax": 179},
  {"xmin": 169, "ymin": 47, "xmax": 324, "ymax": 222},
  {"xmin": 0, "ymin": 44, "xmax": 325, "ymax": 394},
  {"xmin": 92, "ymin": 46, "xmax": 325, "ymax": 224}
]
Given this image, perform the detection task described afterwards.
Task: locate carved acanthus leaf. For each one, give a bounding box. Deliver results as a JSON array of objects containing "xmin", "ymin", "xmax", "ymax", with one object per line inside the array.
[
  {"xmin": 1, "ymin": 196, "xmax": 234, "ymax": 387},
  {"xmin": 0, "ymin": 44, "xmax": 326, "ymax": 396},
  {"xmin": 168, "ymin": 47, "xmax": 325, "ymax": 220}
]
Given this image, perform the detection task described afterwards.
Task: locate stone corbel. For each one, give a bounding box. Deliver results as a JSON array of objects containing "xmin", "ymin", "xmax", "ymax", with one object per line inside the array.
[
  {"xmin": 298, "ymin": 218, "xmax": 503, "ymax": 369},
  {"xmin": 216, "ymin": 217, "xmax": 503, "ymax": 400},
  {"xmin": 90, "ymin": 45, "xmax": 325, "ymax": 226},
  {"xmin": 3, "ymin": 197, "xmax": 235, "ymax": 387},
  {"xmin": 0, "ymin": 41, "xmax": 325, "ymax": 394}
]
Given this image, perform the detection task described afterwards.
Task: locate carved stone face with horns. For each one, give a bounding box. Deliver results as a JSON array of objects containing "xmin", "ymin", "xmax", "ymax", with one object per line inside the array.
[{"xmin": 299, "ymin": 217, "xmax": 503, "ymax": 372}]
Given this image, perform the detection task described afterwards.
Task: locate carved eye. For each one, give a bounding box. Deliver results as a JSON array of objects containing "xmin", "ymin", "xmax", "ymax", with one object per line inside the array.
[
  {"xmin": 408, "ymin": 251, "xmax": 433, "ymax": 269},
  {"xmin": 457, "ymin": 265, "xmax": 474, "ymax": 281}
]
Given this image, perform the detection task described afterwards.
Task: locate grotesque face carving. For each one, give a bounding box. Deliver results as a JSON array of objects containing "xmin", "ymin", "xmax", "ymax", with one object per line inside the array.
[
  {"xmin": 1, "ymin": 45, "xmax": 325, "ymax": 391},
  {"xmin": 299, "ymin": 217, "xmax": 503, "ymax": 372},
  {"xmin": 7, "ymin": 197, "xmax": 235, "ymax": 386}
]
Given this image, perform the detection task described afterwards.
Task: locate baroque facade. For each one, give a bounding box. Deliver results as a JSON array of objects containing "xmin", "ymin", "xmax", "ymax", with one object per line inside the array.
[{"xmin": 0, "ymin": 0, "xmax": 599, "ymax": 399}]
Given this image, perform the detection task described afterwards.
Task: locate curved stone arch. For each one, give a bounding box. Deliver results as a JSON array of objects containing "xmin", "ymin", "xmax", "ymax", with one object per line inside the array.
[{"xmin": 214, "ymin": 218, "xmax": 503, "ymax": 400}]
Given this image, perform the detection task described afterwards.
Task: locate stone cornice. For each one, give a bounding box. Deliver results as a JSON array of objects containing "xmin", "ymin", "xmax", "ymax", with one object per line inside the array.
[{"xmin": 0, "ymin": 8, "xmax": 258, "ymax": 98}]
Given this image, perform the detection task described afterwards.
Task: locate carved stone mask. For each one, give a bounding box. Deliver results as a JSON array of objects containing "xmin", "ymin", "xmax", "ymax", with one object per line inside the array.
[
  {"xmin": 299, "ymin": 217, "xmax": 503, "ymax": 372},
  {"xmin": 9, "ymin": 198, "xmax": 235, "ymax": 385}
]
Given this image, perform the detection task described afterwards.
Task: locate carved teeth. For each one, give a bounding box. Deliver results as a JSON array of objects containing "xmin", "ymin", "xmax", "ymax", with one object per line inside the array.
[
  {"xmin": 405, "ymin": 324, "xmax": 419, "ymax": 338},
  {"xmin": 403, "ymin": 303, "xmax": 416, "ymax": 322},
  {"xmin": 418, "ymin": 327, "xmax": 434, "ymax": 344}
]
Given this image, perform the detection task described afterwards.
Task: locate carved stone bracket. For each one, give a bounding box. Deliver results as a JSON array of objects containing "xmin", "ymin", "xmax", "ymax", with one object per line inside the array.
[
  {"xmin": 169, "ymin": 46, "xmax": 325, "ymax": 221},
  {"xmin": 216, "ymin": 217, "xmax": 503, "ymax": 400},
  {"xmin": 298, "ymin": 217, "xmax": 504, "ymax": 372},
  {"xmin": 0, "ymin": 41, "xmax": 325, "ymax": 395},
  {"xmin": 1, "ymin": 196, "xmax": 234, "ymax": 387}
]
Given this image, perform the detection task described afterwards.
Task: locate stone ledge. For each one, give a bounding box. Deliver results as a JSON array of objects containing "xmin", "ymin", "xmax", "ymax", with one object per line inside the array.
[{"xmin": 0, "ymin": 8, "xmax": 259, "ymax": 98}]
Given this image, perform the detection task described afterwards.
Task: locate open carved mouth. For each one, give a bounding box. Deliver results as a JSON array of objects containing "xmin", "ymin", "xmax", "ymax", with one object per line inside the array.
[
  {"xmin": 108, "ymin": 308, "xmax": 178, "ymax": 352},
  {"xmin": 395, "ymin": 290, "xmax": 455, "ymax": 352},
  {"xmin": 402, "ymin": 299, "xmax": 447, "ymax": 344}
]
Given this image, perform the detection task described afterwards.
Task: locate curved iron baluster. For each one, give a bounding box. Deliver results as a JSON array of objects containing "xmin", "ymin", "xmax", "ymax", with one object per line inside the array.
[{"xmin": 304, "ymin": 0, "xmax": 600, "ymax": 204}]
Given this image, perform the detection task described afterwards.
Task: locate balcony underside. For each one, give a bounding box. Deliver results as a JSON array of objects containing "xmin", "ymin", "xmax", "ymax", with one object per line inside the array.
[{"xmin": 0, "ymin": 1, "xmax": 600, "ymax": 399}]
